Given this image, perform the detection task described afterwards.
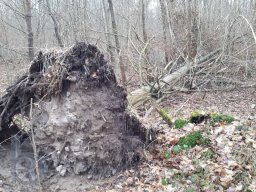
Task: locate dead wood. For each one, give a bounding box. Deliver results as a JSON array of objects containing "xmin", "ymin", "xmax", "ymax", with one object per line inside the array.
[{"xmin": 128, "ymin": 49, "xmax": 222, "ymax": 107}]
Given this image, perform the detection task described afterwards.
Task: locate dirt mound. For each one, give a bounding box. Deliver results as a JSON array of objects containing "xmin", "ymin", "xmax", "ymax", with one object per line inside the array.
[{"xmin": 0, "ymin": 42, "xmax": 153, "ymax": 183}]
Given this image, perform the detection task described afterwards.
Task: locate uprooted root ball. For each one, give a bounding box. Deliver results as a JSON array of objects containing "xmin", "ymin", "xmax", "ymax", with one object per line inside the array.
[{"xmin": 0, "ymin": 42, "xmax": 154, "ymax": 179}]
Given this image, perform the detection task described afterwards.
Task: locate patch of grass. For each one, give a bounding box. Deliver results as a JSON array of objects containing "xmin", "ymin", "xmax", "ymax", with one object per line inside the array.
[
  {"xmin": 157, "ymin": 108, "xmax": 172, "ymax": 126},
  {"xmin": 210, "ymin": 113, "xmax": 234, "ymax": 125},
  {"xmin": 174, "ymin": 118, "xmax": 189, "ymax": 129}
]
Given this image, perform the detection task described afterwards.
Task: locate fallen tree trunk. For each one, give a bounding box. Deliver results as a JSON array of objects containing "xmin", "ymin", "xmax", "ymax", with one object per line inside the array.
[{"xmin": 128, "ymin": 49, "xmax": 222, "ymax": 107}]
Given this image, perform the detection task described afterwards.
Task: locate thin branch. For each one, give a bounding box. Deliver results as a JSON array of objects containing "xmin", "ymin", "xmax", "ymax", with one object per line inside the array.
[{"xmin": 239, "ymin": 15, "xmax": 256, "ymax": 43}]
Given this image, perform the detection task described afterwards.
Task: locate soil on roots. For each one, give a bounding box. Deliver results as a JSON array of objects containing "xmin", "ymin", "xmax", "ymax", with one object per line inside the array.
[{"xmin": 0, "ymin": 42, "xmax": 153, "ymax": 191}]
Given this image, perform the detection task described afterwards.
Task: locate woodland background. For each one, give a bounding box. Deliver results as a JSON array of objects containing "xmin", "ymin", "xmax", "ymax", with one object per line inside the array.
[
  {"xmin": 0, "ymin": 1, "xmax": 256, "ymax": 191},
  {"xmin": 0, "ymin": 0, "xmax": 256, "ymax": 92}
]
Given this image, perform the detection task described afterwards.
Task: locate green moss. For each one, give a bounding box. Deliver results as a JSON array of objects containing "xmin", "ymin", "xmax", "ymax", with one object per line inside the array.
[
  {"xmin": 210, "ymin": 113, "xmax": 234, "ymax": 125},
  {"xmin": 191, "ymin": 111, "xmax": 203, "ymax": 117},
  {"xmin": 178, "ymin": 131, "xmax": 203, "ymax": 148},
  {"xmin": 174, "ymin": 118, "xmax": 189, "ymax": 129},
  {"xmin": 190, "ymin": 110, "xmax": 206, "ymax": 124},
  {"xmin": 158, "ymin": 108, "xmax": 172, "ymax": 126}
]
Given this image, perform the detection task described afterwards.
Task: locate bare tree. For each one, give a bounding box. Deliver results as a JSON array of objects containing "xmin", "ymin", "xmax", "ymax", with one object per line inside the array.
[
  {"xmin": 159, "ymin": 0, "xmax": 169, "ymax": 64},
  {"xmin": 102, "ymin": 0, "xmax": 115, "ymax": 63},
  {"xmin": 186, "ymin": 1, "xmax": 198, "ymax": 61},
  {"xmin": 141, "ymin": 0, "xmax": 148, "ymax": 47},
  {"xmin": 23, "ymin": 0, "xmax": 34, "ymax": 61},
  {"xmin": 107, "ymin": 0, "xmax": 126, "ymax": 84},
  {"xmin": 45, "ymin": 0, "xmax": 64, "ymax": 47}
]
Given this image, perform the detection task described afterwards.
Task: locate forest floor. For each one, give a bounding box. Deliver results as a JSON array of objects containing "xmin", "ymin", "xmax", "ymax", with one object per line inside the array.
[
  {"xmin": 0, "ymin": 64, "xmax": 256, "ymax": 192},
  {"xmin": 87, "ymin": 89, "xmax": 256, "ymax": 192}
]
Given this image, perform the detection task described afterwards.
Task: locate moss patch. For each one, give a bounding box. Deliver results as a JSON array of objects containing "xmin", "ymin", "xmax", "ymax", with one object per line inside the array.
[
  {"xmin": 174, "ymin": 118, "xmax": 189, "ymax": 129},
  {"xmin": 190, "ymin": 111, "xmax": 206, "ymax": 124},
  {"xmin": 157, "ymin": 108, "xmax": 172, "ymax": 126},
  {"xmin": 178, "ymin": 131, "xmax": 202, "ymax": 148},
  {"xmin": 210, "ymin": 113, "xmax": 234, "ymax": 126},
  {"xmin": 178, "ymin": 131, "xmax": 210, "ymax": 149}
]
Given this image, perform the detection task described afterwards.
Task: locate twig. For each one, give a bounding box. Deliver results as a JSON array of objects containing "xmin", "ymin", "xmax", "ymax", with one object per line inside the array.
[
  {"xmin": 30, "ymin": 98, "xmax": 43, "ymax": 192},
  {"xmin": 239, "ymin": 15, "xmax": 256, "ymax": 43}
]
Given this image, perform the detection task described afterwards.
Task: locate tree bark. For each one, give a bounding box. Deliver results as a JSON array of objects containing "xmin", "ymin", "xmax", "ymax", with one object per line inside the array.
[
  {"xmin": 186, "ymin": 1, "xmax": 198, "ymax": 61},
  {"xmin": 142, "ymin": 0, "xmax": 152, "ymax": 82},
  {"xmin": 142, "ymin": 0, "xmax": 148, "ymax": 47},
  {"xmin": 23, "ymin": 0, "xmax": 34, "ymax": 61},
  {"xmin": 159, "ymin": 0, "xmax": 169, "ymax": 64},
  {"xmin": 107, "ymin": 0, "xmax": 127, "ymax": 84},
  {"xmin": 102, "ymin": 0, "xmax": 115, "ymax": 63},
  {"xmin": 46, "ymin": 0, "xmax": 64, "ymax": 47}
]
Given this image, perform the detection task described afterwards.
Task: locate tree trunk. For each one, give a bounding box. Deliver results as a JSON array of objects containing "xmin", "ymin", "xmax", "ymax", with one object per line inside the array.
[
  {"xmin": 107, "ymin": 0, "xmax": 127, "ymax": 84},
  {"xmin": 159, "ymin": 0, "xmax": 169, "ymax": 64},
  {"xmin": 23, "ymin": 0, "xmax": 34, "ymax": 61},
  {"xmin": 186, "ymin": 1, "xmax": 198, "ymax": 61},
  {"xmin": 142, "ymin": 0, "xmax": 152, "ymax": 82},
  {"xmin": 165, "ymin": 0, "xmax": 175, "ymax": 43},
  {"xmin": 102, "ymin": 0, "xmax": 115, "ymax": 63},
  {"xmin": 142, "ymin": 0, "xmax": 148, "ymax": 48},
  {"xmin": 46, "ymin": 0, "xmax": 64, "ymax": 47}
]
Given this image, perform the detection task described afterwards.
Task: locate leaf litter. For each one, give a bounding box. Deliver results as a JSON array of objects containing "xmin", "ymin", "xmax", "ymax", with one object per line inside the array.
[{"xmin": 100, "ymin": 90, "xmax": 256, "ymax": 192}]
